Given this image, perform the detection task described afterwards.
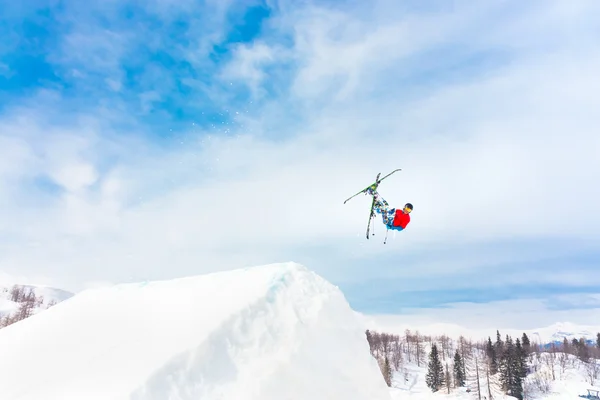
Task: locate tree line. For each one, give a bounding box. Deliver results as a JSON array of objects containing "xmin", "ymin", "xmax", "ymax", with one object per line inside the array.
[{"xmin": 0, "ymin": 285, "xmax": 57, "ymax": 328}]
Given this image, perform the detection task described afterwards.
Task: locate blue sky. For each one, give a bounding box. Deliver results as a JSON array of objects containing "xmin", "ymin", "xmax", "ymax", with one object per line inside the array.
[
  {"xmin": 2, "ymin": 0, "xmax": 600, "ymax": 330},
  {"xmin": 1, "ymin": 0, "xmax": 275, "ymax": 132}
]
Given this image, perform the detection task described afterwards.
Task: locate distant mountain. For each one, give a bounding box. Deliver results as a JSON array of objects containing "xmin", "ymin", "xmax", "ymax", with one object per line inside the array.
[{"xmin": 525, "ymin": 321, "xmax": 600, "ymax": 344}]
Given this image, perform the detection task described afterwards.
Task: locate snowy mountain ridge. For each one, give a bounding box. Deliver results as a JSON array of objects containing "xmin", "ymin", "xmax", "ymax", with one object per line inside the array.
[{"xmin": 537, "ymin": 321, "xmax": 600, "ymax": 344}]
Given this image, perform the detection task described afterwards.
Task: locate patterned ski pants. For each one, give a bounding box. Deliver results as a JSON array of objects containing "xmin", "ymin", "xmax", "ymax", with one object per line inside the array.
[{"xmin": 373, "ymin": 193, "xmax": 395, "ymax": 228}]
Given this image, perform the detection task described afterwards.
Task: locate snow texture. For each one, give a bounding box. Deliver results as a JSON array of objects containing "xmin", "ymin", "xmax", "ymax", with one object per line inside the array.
[{"xmin": 0, "ymin": 262, "xmax": 391, "ymax": 400}]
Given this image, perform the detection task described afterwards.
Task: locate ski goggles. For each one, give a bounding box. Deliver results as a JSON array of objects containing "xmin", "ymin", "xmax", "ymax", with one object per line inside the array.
[{"xmin": 403, "ymin": 206, "xmax": 412, "ymax": 213}]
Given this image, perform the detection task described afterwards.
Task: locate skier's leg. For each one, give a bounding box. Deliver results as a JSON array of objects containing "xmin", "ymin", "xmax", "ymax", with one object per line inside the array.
[
  {"xmin": 371, "ymin": 192, "xmax": 389, "ymax": 214},
  {"xmin": 382, "ymin": 208, "xmax": 395, "ymax": 227},
  {"xmin": 367, "ymin": 187, "xmax": 394, "ymax": 226},
  {"xmin": 372, "ymin": 193, "xmax": 391, "ymax": 227}
]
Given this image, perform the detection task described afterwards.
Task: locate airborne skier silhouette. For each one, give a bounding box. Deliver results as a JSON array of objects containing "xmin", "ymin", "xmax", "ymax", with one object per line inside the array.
[{"xmin": 343, "ymin": 169, "xmax": 413, "ymax": 243}]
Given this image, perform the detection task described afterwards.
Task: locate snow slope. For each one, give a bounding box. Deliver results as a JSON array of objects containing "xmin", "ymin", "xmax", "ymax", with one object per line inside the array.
[
  {"xmin": 524, "ymin": 353, "xmax": 600, "ymax": 400},
  {"xmin": 387, "ymin": 362, "xmax": 476, "ymax": 400},
  {"xmin": 0, "ymin": 262, "xmax": 391, "ymax": 400}
]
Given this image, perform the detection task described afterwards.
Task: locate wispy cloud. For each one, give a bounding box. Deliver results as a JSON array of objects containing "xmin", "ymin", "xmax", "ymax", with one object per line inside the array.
[{"xmin": 1, "ymin": 0, "xmax": 599, "ymax": 328}]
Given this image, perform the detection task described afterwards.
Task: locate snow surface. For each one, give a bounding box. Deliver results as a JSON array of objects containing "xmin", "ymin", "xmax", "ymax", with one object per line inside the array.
[
  {"xmin": 387, "ymin": 362, "xmax": 476, "ymax": 400},
  {"xmin": 0, "ymin": 262, "xmax": 391, "ymax": 400},
  {"xmin": 523, "ymin": 353, "xmax": 600, "ymax": 400}
]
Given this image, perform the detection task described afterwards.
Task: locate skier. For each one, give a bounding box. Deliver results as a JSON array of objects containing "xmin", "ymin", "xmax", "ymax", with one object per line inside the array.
[
  {"xmin": 367, "ymin": 187, "xmax": 412, "ymax": 232},
  {"xmin": 342, "ymin": 168, "xmax": 408, "ymax": 240}
]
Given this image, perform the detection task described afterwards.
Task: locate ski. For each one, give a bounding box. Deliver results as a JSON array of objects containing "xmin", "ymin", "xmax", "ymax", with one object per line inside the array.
[
  {"xmin": 365, "ymin": 172, "xmax": 381, "ymax": 239},
  {"xmin": 343, "ymin": 168, "xmax": 401, "ymax": 204},
  {"xmin": 365, "ymin": 173, "xmax": 381, "ymax": 239}
]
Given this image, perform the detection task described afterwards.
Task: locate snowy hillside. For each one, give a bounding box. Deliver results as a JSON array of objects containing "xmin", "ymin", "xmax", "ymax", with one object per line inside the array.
[
  {"xmin": 524, "ymin": 352, "xmax": 600, "ymax": 400},
  {"xmin": 0, "ymin": 283, "xmax": 74, "ymax": 327},
  {"xmin": 385, "ymin": 351, "xmax": 600, "ymax": 400},
  {"xmin": 364, "ymin": 327, "xmax": 600, "ymax": 400},
  {"xmin": 0, "ymin": 262, "xmax": 392, "ymax": 400}
]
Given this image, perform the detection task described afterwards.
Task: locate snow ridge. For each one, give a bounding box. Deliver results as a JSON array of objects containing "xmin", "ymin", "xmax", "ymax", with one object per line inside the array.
[
  {"xmin": 0, "ymin": 262, "xmax": 391, "ymax": 400},
  {"xmin": 133, "ymin": 263, "xmax": 388, "ymax": 399}
]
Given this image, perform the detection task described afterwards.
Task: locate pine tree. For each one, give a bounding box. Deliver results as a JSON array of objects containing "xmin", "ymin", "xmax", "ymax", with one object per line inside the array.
[
  {"xmin": 596, "ymin": 332, "xmax": 600, "ymax": 349},
  {"xmin": 486, "ymin": 336, "xmax": 498, "ymax": 374},
  {"xmin": 453, "ymin": 350, "xmax": 466, "ymax": 387},
  {"xmin": 426, "ymin": 343, "xmax": 445, "ymax": 392},
  {"xmin": 516, "ymin": 338, "xmax": 528, "ymax": 380},
  {"xmin": 486, "ymin": 337, "xmax": 493, "ymax": 359},
  {"xmin": 577, "ymin": 338, "xmax": 590, "ymax": 362},
  {"xmin": 510, "ymin": 339, "xmax": 525, "ymax": 400},
  {"xmin": 521, "ymin": 332, "xmax": 531, "ymax": 353},
  {"xmin": 499, "ymin": 335, "xmax": 524, "ymax": 400},
  {"xmin": 499, "ymin": 336, "xmax": 512, "ymax": 392},
  {"xmin": 495, "ymin": 330, "xmax": 504, "ymax": 360}
]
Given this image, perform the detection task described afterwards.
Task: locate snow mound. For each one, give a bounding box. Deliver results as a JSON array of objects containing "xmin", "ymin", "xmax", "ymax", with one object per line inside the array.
[{"xmin": 0, "ymin": 262, "xmax": 391, "ymax": 400}]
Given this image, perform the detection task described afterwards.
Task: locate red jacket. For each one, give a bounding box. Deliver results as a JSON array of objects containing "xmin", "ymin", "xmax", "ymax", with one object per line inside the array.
[{"xmin": 392, "ymin": 210, "xmax": 410, "ymax": 229}]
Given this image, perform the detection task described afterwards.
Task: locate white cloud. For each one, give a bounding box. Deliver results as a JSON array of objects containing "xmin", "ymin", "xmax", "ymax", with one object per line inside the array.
[
  {"xmin": 220, "ymin": 42, "xmax": 279, "ymax": 98},
  {"xmin": 49, "ymin": 162, "xmax": 98, "ymax": 193}
]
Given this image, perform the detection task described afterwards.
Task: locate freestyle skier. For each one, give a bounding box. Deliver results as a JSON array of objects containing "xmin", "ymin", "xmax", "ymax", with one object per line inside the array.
[
  {"xmin": 343, "ymin": 169, "xmax": 412, "ymax": 242},
  {"xmin": 367, "ymin": 186, "xmax": 412, "ymax": 232}
]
